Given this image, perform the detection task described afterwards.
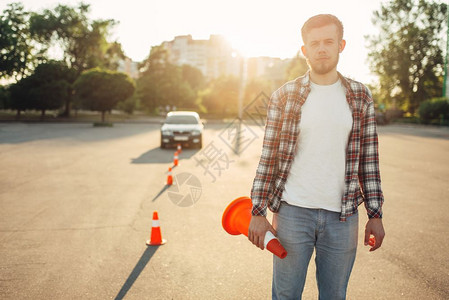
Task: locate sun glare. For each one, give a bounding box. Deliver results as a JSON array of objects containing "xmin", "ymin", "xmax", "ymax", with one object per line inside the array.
[{"xmin": 225, "ymin": 36, "xmax": 254, "ymax": 58}]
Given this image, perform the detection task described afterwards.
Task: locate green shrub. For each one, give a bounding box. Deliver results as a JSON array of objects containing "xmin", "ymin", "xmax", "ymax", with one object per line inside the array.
[{"xmin": 418, "ymin": 98, "xmax": 449, "ymax": 124}]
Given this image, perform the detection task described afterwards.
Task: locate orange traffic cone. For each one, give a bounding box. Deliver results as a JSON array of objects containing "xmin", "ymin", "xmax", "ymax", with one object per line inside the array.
[
  {"xmin": 222, "ymin": 196, "xmax": 287, "ymax": 259},
  {"xmin": 177, "ymin": 144, "xmax": 182, "ymax": 154},
  {"xmin": 146, "ymin": 211, "xmax": 167, "ymax": 246},
  {"xmin": 166, "ymin": 167, "xmax": 173, "ymax": 185},
  {"xmin": 173, "ymin": 151, "xmax": 179, "ymax": 166}
]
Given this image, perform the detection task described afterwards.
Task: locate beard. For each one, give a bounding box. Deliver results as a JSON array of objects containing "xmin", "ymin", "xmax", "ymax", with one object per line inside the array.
[{"xmin": 307, "ymin": 54, "xmax": 340, "ymax": 75}]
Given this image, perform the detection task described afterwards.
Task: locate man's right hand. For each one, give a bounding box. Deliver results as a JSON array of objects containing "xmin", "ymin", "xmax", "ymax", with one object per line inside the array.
[{"xmin": 248, "ymin": 215, "xmax": 276, "ymax": 250}]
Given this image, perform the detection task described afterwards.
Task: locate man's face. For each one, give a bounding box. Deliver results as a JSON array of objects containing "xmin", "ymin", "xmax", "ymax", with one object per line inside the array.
[{"xmin": 301, "ymin": 24, "xmax": 345, "ymax": 75}]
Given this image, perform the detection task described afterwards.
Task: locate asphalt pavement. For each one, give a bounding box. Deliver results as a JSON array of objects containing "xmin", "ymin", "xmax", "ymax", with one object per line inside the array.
[{"xmin": 0, "ymin": 122, "xmax": 448, "ymax": 299}]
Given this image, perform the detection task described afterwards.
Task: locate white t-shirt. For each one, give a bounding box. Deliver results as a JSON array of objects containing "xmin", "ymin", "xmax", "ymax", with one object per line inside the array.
[{"xmin": 282, "ymin": 79, "xmax": 352, "ymax": 212}]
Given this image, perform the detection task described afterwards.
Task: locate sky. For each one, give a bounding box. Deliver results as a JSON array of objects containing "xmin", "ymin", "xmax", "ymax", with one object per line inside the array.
[{"xmin": 1, "ymin": 0, "xmax": 385, "ymax": 84}]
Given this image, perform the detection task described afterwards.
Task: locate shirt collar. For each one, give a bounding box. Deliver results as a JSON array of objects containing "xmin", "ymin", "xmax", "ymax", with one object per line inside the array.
[
  {"xmin": 301, "ymin": 70, "xmax": 351, "ymax": 89},
  {"xmin": 298, "ymin": 71, "xmax": 355, "ymax": 109}
]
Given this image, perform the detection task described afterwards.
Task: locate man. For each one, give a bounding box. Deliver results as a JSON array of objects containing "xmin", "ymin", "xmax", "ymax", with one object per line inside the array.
[{"xmin": 248, "ymin": 14, "xmax": 385, "ymax": 299}]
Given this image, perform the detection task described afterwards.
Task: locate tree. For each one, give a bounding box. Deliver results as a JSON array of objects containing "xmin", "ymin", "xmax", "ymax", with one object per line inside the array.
[
  {"xmin": 243, "ymin": 78, "xmax": 272, "ymax": 107},
  {"xmin": 117, "ymin": 94, "xmax": 139, "ymax": 115},
  {"xmin": 201, "ymin": 76, "xmax": 240, "ymax": 115},
  {"xmin": 285, "ymin": 52, "xmax": 308, "ymax": 81},
  {"xmin": 137, "ymin": 46, "xmax": 197, "ymax": 112},
  {"xmin": 0, "ymin": 2, "xmax": 34, "ymax": 79},
  {"xmin": 9, "ymin": 77, "xmax": 33, "ymax": 117},
  {"xmin": 0, "ymin": 85, "xmax": 10, "ymax": 110},
  {"xmin": 29, "ymin": 3, "xmax": 123, "ymax": 116},
  {"xmin": 181, "ymin": 64, "xmax": 206, "ymax": 90},
  {"xmin": 137, "ymin": 64, "xmax": 196, "ymax": 111},
  {"xmin": 102, "ymin": 42, "xmax": 127, "ymax": 71},
  {"xmin": 366, "ymin": 0, "xmax": 448, "ymax": 113},
  {"xmin": 29, "ymin": 61, "xmax": 76, "ymax": 117},
  {"xmin": 74, "ymin": 68, "xmax": 135, "ymax": 122},
  {"xmin": 7, "ymin": 61, "xmax": 75, "ymax": 118}
]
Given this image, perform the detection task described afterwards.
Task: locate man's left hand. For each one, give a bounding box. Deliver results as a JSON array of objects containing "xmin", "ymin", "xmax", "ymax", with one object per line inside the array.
[{"xmin": 364, "ymin": 218, "xmax": 385, "ymax": 252}]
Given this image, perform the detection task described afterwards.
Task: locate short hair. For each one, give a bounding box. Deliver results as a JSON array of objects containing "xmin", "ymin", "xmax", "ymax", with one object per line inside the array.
[{"xmin": 301, "ymin": 14, "xmax": 344, "ymax": 43}]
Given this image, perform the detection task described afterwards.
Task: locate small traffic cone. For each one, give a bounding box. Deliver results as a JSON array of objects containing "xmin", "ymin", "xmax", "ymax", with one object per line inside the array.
[
  {"xmin": 177, "ymin": 144, "xmax": 182, "ymax": 154},
  {"xmin": 166, "ymin": 167, "xmax": 173, "ymax": 185},
  {"xmin": 146, "ymin": 211, "xmax": 167, "ymax": 246},
  {"xmin": 222, "ymin": 196, "xmax": 287, "ymax": 259},
  {"xmin": 173, "ymin": 151, "xmax": 179, "ymax": 166}
]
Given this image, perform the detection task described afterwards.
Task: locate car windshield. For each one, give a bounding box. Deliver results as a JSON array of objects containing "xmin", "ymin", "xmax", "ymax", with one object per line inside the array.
[{"xmin": 165, "ymin": 115, "xmax": 199, "ymax": 124}]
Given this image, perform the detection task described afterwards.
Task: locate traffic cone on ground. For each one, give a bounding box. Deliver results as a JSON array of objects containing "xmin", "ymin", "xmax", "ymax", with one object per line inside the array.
[
  {"xmin": 146, "ymin": 211, "xmax": 167, "ymax": 246},
  {"xmin": 177, "ymin": 144, "xmax": 182, "ymax": 154},
  {"xmin": 173, "ymin": 151, "xmax": 179, "ymax": 166},
  {"xmin": 222, "ymin": 196, "xmax": 287, "ymax": 259},
  {"xmin": 166, "ymin": 167, "xmax": 173, "ymax": 185}
]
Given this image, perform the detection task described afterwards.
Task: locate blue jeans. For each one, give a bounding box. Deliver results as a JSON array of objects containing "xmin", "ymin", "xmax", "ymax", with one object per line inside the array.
[{"xmin": 272, "ymin": 202, "xmax": 358, "ymax": 300}]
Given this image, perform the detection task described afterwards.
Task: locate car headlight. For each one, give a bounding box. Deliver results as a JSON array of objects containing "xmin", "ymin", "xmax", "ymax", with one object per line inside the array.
[
  {"xmin": 191, "ymin": 130, "xmax": 201, "ymax": 136},
  {"xmin": 162, "ymin": 130, "xmax": 173, "ymax": 136}
]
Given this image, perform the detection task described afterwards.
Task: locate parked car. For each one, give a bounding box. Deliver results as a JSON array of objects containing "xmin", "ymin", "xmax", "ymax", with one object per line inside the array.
[{"xmin": 160, "ymin": 111, "xmax": 203, "ymax": 149}]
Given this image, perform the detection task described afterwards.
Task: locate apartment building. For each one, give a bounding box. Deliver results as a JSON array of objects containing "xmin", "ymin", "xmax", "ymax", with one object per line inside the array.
[
  {"xmin": 160, "ymin": 34, "xmax": 293, "ymax": 87},
  {"xmin": 162, "ymin": 34, "xmax": 243, "ymax": 79},
  {"xmin": 117, "ymin": 57, "xmax": 139, "ymax": 79}
]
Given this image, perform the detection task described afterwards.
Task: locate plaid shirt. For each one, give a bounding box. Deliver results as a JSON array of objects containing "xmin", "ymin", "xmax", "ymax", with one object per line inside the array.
[{"xmin": 250, "ymin": 72, "xmax": 384, "ymax": 221}]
